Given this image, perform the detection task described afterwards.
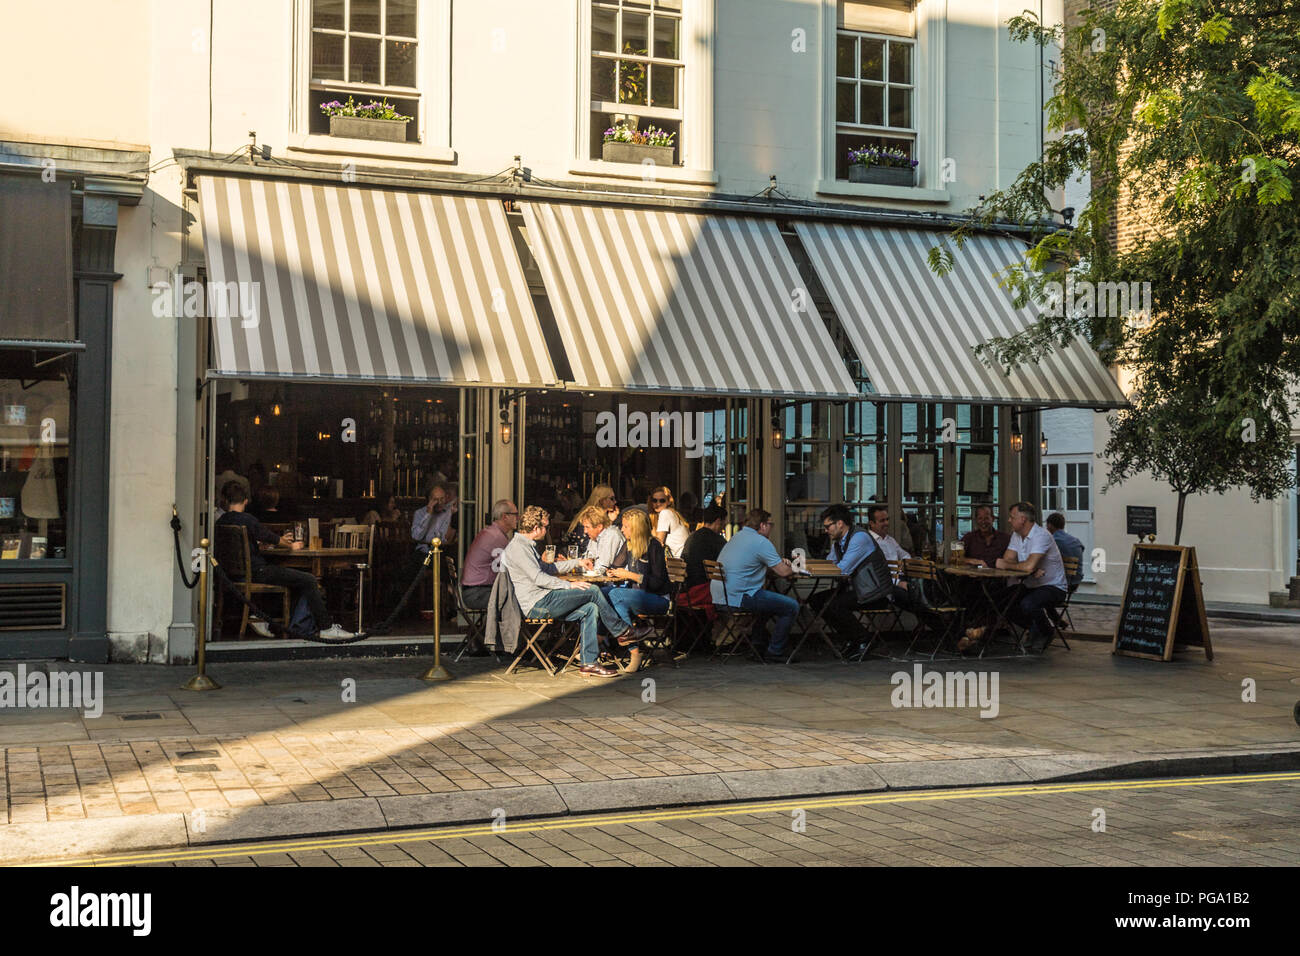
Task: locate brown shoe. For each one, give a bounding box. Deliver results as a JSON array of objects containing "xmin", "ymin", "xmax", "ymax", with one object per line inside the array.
[{"xmin": 578, "ymin": 663, "xmax": 619, "ymax": 678}]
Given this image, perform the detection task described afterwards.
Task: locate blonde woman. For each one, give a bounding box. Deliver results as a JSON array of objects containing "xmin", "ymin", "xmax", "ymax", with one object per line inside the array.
[
  {"xmin": 606, "ymin": 509, "xmax": 671, "ymax": 671},
  {"xmin": 648, "ymin": 486, "xmax": 689, "ymax": 558}
]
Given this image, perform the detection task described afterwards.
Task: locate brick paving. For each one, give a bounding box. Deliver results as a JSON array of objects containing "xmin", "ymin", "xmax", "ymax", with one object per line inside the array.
[
  {"xmin": 1, "ymin": 616, "xmax": 1296, "ymax": 827},
  {"xmin": 151, "ymin": 775, "xmax": 1300, "ymax": 867}
]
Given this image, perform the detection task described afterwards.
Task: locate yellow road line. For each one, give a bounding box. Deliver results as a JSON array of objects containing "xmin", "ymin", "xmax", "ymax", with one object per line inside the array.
[{"xmin": 29, "ymin": 771, "xmax": 1300, "ymax": 867}]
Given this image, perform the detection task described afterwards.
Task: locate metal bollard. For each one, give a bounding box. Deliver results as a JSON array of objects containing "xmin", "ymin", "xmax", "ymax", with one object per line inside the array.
[
  {"xmin": 418, "ymin": 538, "xmax": 453, "ymax": 682},
  {"xmin": 182, "ymin": 537, "xmax": 221, "ymax": 691}
]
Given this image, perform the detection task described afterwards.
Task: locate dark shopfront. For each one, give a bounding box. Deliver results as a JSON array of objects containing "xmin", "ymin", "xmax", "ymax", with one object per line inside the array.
[{"xmin": 0, "ymin": 170, "xmax": 130, "ymax": 661}]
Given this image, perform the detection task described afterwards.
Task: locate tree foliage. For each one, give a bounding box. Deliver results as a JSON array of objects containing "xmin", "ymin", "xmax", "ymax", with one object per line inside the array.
[{"xmin": 932, "ymin": 0, "xmax": 1298, "ymax": 503}]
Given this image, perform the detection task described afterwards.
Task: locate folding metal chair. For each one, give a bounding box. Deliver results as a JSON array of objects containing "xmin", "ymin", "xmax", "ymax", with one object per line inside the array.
[
  {"xmin": 850, "ymin": 558, "xmax": 905, "ymax": 660},
  {"xmin": 447, "ymin": 557, "xmax": 494, "ymax": 662},
  {"xmin": 672, "ymin": 580, "xmax": 715, "ymax": 660},
  {"xmin": 901, "ymin": 559, "xmax": 964, "ymax": 659},
  {"xmin": 704, "ymin": 560, "xmax": 764, "ymax": 663}
]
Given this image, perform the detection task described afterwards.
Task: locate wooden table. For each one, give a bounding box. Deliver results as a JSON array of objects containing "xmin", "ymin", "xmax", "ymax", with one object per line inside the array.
[
  {"xmin": 263, "ymin": 547, "xmax": 368, "ymax": 578},
  {"xmin": 940, "ymin": 564, "xmax": 1030, "ymax": 655}
]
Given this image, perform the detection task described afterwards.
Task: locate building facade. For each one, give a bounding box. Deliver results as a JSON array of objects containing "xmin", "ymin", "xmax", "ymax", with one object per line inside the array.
[{"xmin": 1, "ymin": 0, "xmax": 1136, "ymax": 663}]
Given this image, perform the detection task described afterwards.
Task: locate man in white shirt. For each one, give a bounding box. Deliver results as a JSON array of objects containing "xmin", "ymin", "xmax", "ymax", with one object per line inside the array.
[
  {"xmin": 867, "ymin": 505, "xmax": 912, "ymax": 584},
  {"xmin": 997, "ymin": 500, "xmax": 1068, "ymax": 651}
]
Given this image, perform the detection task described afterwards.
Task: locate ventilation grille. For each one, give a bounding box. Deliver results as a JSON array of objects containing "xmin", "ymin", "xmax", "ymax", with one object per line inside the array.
[{"xmin": 0, "ymin": 583, "xmax": 67, "ymax": 630}]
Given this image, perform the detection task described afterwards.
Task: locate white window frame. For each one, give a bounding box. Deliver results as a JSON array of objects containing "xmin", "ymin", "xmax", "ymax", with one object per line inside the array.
[
  {"xmin": 572, "ymin": 0, "xmax": 716, "ymax": 186},
  {"xmin": 834, "ymin": 30, "xmax": 917, "ymax": 158},
  {"xmin": 818, "ymin": 0, "xmax": 946, "ymax": 201},
  {"xmin": 288, "ymin": 0, "xmax": 454, "ymax": 164}
]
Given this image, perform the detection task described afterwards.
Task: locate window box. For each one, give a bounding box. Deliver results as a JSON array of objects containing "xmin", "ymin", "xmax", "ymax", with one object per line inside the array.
[
  {"xmin": 848, "ymin": 164, "xmax": 914, "ymax": 187},
  {"xmin": 601, "ymin": 141, "xmax": 675, "ymax": 167},
  {"xmin": 328, "ymin": 115, "xmax": 410, "ymax": 143}
]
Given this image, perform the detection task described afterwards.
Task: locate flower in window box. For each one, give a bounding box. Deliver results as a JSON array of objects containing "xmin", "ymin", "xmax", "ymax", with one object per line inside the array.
[
  {"xmin": 320, "ymin": 96, "xmax": 413, "ymax": 142},
  {"xmin": 601, "ymin": 122, "xmax": 676, "ymax": 166},
  {"xmin": 847, "ymin": 146, "xmax": 918, "ymax": 185}
]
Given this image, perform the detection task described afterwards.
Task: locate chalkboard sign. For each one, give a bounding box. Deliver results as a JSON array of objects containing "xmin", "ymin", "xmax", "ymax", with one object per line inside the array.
[
  {"xmin": 1126, "ymin": 505, "xmax": 1157, "ymax": 538},
  {"xmin": 1113, "ymin": 545, "xmax": 1212, "ymax": 661}
]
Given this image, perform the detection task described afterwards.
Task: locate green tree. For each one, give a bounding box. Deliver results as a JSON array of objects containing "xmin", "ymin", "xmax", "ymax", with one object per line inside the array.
[
  {"xmin": 1103, "ymin": 383, "xmax": 1294, "ymax": 545},
  {"xmin": 929, "ymin": 0, "xmax": 1298, "ymax": 507}
]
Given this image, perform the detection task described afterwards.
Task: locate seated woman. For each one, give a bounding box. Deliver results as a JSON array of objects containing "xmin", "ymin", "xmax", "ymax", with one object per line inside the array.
[
  {"xmin": 362, "ymin": 491, "xmax": 401, "ymax": 526},
  {"xmin": 605, "ymin": 509, "xmax": 671, "ymax": 620},
  {"xmin": 648, "ymin": 486, "xmax": 690, "ymax": 558}
]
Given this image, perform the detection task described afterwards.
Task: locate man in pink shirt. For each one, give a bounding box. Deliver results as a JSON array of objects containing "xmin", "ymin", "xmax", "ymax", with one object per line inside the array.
[{"xmin": 461, "ymin": 499, "xmax": 519, "ymax": 609}]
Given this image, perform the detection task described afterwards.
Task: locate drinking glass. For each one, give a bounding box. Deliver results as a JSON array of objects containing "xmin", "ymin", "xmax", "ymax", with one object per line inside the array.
[
  {"xmin": 567, "ymin": 545, "xmax": 579, "ymax": 561},
  {"xmin": 543, "ymin": 545, "xmax": 557, "ymax": 563}
]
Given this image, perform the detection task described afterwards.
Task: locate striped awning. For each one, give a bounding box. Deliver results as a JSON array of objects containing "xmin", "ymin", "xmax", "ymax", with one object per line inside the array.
[
  {"xmin": 521, "ymin": 202, "xmax": 857, "ymax": 399},
  {"xmin": 197, "ymin": 175, "xmax": 558, "ymax": 387},
  {"xmin": 793, "ymin": 222, "xmax": 1128, "ymax": 408}
]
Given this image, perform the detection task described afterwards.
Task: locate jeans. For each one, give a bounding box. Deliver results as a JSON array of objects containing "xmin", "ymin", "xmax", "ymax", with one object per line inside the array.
[
  {"xmin": 738, "ymin": 589, "xmax": 799, "ymax": 654},
  {"xmin": 460, "ymin": 585, "xmax": 491, "ymax": 610},
  {"xmin": 1010, "ymin": 586, "xmax": 1067, "ymax": 642},
  {"xmin": 253, "ymin": 564, "xmax": 331, "ymax": 630},
  {"xmin": 608, "ymin": 588, "xmax": 670, "ymax": 622},
  {"xmin": 528, "ymin": 587, "xmax": 631, "ymax": 665},
  {"xmin": 809, "ymin": 587, "xmax": 866, "ymax": 642}
]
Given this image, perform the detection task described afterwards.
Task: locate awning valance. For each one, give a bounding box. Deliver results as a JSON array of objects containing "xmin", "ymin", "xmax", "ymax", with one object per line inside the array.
[
  {"xmin": 197, "ymin": 175, "xmax": 558, "ymax": 387},
  {"xmin": 521, "ymin": 201, "xmax": 858, "ymax": 400},
  {"xmin": 793, "ymin": 222, "xmax": 1129, "ymax": 408}
]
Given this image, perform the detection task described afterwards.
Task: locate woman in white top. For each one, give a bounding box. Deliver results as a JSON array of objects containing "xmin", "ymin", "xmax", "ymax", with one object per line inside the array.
[{"xmin": 648, "ymin": 486, "xmax": 690, "ymax": 558}]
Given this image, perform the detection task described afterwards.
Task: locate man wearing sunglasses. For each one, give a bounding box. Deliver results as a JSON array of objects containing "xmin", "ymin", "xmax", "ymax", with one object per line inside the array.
[{"xmin": 814, "ymin": 504, "xmax": 896, "ymax": 655}]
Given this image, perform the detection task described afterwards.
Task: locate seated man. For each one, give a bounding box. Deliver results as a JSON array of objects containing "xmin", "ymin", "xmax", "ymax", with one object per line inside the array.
[
  {"xmin": 961, "ymin": 501, "xmax": 1068, "ymax": 652},
  {"xmin": 577, "ymin": 504, "xmax": 628, "ymax": 573},
  {"xmin": 814, "ymin": 505, "xmax": 900, "ymax": 654},
  {"xmin": 865, "ymin": 505, "xmax": 918, "ymax": 605},
  {"xmin": 411, "ymin": 481, "xmax": 457, "ymax": 553},
  {"xmin": 679, "ymin": 504, "xmax": 727, "ymax": 609},
  {"xmin": 461, "ymin": 499, "xmax": 519, "ymax": 610},
  {"xmin": 501, "ymin": 506, "xmax": 651, "ymax": 678},
  {"xmin": 1045, "ymin": 512, "xmax": 1085, "ymax": 591},
  {"xmin": 215, "ymin": 482, "xmax": 353, "ymax": 640},
  {"xmin": 960, "ymin": 504, "xmax": 1011, "ymax": 568},
  {"xmin": 709, "ymin": 508, "xmax": 798, "ymax": 662}
]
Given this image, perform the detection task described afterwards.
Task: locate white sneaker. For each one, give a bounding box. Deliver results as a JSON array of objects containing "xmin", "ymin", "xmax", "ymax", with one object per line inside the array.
[
  {"xmin": 318, "ymin": 624, "xmax": 355, "ymax": 639},
  {"xmin": 249, "ymin": 620, "xmax": 274, "ymax": 638}
]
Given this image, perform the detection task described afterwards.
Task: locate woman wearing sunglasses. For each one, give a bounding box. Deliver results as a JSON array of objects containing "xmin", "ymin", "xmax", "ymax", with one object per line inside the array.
[{"xmin": 648, "ymin": 486, "xmax": 689, "ymax": 559}]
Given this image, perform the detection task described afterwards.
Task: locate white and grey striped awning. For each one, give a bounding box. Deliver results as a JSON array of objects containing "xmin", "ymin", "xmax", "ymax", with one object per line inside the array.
[
  {"xmin": 521, "ymin": 202, "xmax": 858, "ymax": 399},
  {"xmin": 793, "ymin": 222, "xmax": 1128, "ymax": 408},
  {"xmin": 197, "ymin": 175, "xmax": 558, "ymax": 387}
]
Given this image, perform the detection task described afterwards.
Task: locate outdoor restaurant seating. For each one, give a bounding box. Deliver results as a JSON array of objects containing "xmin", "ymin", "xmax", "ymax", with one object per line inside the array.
[
  {"xmin": 901, "ymin": 558, "xmax": 965, "ymax": 659},
  {"xmin": 449, "ymin": 555, "xmax": 492, "ymax": 663}
]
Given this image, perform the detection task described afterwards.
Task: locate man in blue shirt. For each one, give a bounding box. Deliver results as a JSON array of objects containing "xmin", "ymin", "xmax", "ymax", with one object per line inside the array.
[
  {"xmin": 710, "ymin": 508, "xmax": 798, "ymax": 661},
  {"xmin": 1045, "ymin": 512, "xmax": 1085, "ymax": 591}
]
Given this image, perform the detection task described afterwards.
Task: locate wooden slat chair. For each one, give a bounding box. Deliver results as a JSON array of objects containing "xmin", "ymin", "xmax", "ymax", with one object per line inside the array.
[
  {"xmin": 901, "ymin": 558, "xmax": 964, "ymax": 659},
  {"xmin": 1042, "ymin": 556, "xmax": 1080, "ymax": 651},
  {"xmin": 326, "ymin": 523, "xmax": 374, "ymax": 632},
  {"xmin": 851, "ymin": 558, "xmax": 906, "ymax": 660},
  {"xmin": 213, "ymin": 524, "xmax": 290, "ymax": 639},
  {"xmin": 634, "ymin": 556, "xmax": 687, "ymax": 668},
  {"xmin": 672, "ymin": 574, "xmax": 715, "ymax": 661},
  {"xmin": 504, "ymin": 612, "xmax": 577, "ymax": 677},
  {"xmin": 448, "ymin": 556, "xmax": 493, "ymax": 662},
  {"xmin": 704, "ymin": 559, "xmax": 764, "ymax": 663}
]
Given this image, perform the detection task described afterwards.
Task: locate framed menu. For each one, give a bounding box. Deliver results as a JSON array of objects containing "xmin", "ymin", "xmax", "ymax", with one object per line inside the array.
[
  {"xmin": 959, "ymin": 449, "xmax": 992, "ymax": 496},
  {"xmin": 904, "ymin": 450, "xmax": 936, "ymax": 495}
]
